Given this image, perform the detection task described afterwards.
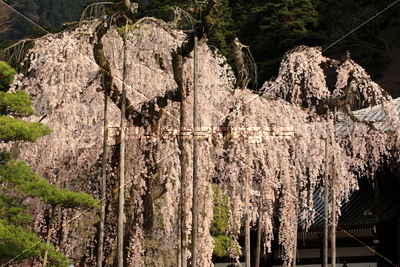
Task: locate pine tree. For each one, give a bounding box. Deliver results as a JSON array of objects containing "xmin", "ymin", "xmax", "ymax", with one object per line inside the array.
[{"xmin": 0, "ymin": 61, "xmax": 98, "ymax": 266}]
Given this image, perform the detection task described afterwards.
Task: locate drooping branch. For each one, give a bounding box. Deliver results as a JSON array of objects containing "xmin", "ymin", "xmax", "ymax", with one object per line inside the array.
[
  {"xmin": 343, "ymin": 104, "xmax": 378, "ymax": 131},
  {"xmin": 0, "ymin": 39, "xmax": 35, "ymax": 70},
  {"xmin": 318, "ymin": 71, "xmax": 378, "ymax": 131},
  {"xmin": 169, "ymin": 6, "xmax": 196, "ymax": 29}
]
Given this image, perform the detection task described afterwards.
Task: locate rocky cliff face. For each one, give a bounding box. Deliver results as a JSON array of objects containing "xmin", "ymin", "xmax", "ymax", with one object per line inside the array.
[{"xmin": 6, "ymin": 16, "xmax": 400, "ymax": 267}]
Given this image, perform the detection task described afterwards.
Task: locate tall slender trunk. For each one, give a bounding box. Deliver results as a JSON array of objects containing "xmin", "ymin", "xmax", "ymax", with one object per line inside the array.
[
  {"xmin": 244, "ymin": 169, "xmax": 251, "ymax": 267},
  {"xmin": 331, "ymin": 108, "xmax": 337, "ymax": 267},
  {"xmin": 255, "ymin": 201, "xmax": 262, "ymax": 267},
  {"xmin": 323, "ymin": 109, "xmax": 330, "ymax": 267},
  {"xmin": 293, "ymin": 178, "xmax": 300, "ymax": 267},
  {"xmin": 245, "ymin": 212, "xmax": 251, "ymax": 267},
  {"xmin": 117, "ymin": 22, "xmax": 128, "ymax": 267},
  {"xmin": 98, "ymin": 82, "xmax": 108, "ymax": 267},
  {"xmin": 331, "ymin": 179, "xmax": 336, "ymax": 267},
  {"xmin": 191, "ymin": 34, "xmax": 199, "ymax": 267}
]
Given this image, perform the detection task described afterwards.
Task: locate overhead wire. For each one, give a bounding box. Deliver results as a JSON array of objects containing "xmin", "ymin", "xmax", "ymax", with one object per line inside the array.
[
  {"xmin": 1, "ymin": 0, "xmax": 400, "ymax": 266},
  {"xmin": 323, "ymin": 0, "xmax": 400, "ymax": 52}
]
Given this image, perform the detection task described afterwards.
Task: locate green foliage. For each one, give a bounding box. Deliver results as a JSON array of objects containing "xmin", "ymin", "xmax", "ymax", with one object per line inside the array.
[
  {"xmin": 0, "ymin": 156, "xmax": 98, "ymax": 208},
  {"xmin": 0, "ymin": 153, "xmax": 98, "ymax": 265},
  {"xmin": 138, "ymin": 0, "xmax": 186, "ymax": 22},
  {"xmin": 0, "ymin": 61, "xmax": 17, "ymax": 91},
  {"xmin": 210, "ymin": 185, "xmax": 240, "ymax": 257},
  {"xmin": 0, "ymin": 156, "xmax": 77, "ymax": 266},
  {"xmin": 0, "ymin": 87, "xmax": 51, "ymax": 143},
  {"xmin": 116, "ymin": 24, "xmax": 138, "ymax": 38},
  {"xmin": 0, "ymin": 0, "xmax": 102, "ymax": 43},
  {"xmin": 207, "ymin": 0, "xmax": 237, "ymax": 65},
  {"xmin": 0, "ymin": 195, "xmax": 32, "ymax": 226},
  {"xmin": 0, "ymin": 220, "xmax": 42, "ymax": 261},
  {"xmin": 210, "ymin": 184, "xmax": 230, "ymax": 235},
  {"xmin": 265, "ymin": 0, "xmax": 318, "ymax": 33},
  {"xmin": 0, "ymin": 116, "xmax": 51, "ymax": 142},
  {"xmin": 0, "ymin": 90, "xmax": 35, "ymax": 116},
  {"xmin": 212, "ymin": 235, "xmax": 240, "ymax": 257},
  {"xmin": 236, "ymin": 0, "xmax": 320, "ymax": 86},
  {"xmin": 0, "ymin": 220, "xmax": 71, "ymax": 266}
]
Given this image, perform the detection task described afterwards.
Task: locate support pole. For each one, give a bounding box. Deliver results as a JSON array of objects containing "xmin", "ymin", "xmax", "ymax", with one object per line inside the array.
[
  {"xmin": 323, "ymin": 109, "xmax": 330, "ymax": 267},
  {"xmin": 191, "ymin": 34, "xmax": 199, "ymax": 267},
  {"xmin": 245, "ymin": 212, "xmax": 251, "ymax": 267},
  {"xmin": 244, "ymin": 169, "xmax": 251, "ymax": 267},
  {"xmin": 331, "ymin": 108, "xmax": 337, "ymax": 267},
  {"xmin": 293, "ymin": 179, "xmax": 300, "ymax": 267},
  {"xmin": 255, "ymin": 201, "xmax": 263, "ymax": 267},
  {"xmin": 117, "ymin": 22, "xmax": 128, "ymax": 267},
  {"xmin": 98, "ymin": 79, "xmax": 108, "ymax": 267},
  {"xmin": 173, "ymin": 50, "xmax": 188, "ymax": 267},
  {"xmin": 331, "ymin": 177, "xmax": 336, "ymax": 267}
]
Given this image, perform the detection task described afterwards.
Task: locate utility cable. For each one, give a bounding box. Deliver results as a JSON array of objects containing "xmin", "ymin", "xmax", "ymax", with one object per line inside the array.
[
  {"xmin": 1, "ymin": 1, "xmax": 399, "ymax": 266},
  {"xmin": 323, "ymin": 0, "xmax": 400, "ymax": 52}
]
